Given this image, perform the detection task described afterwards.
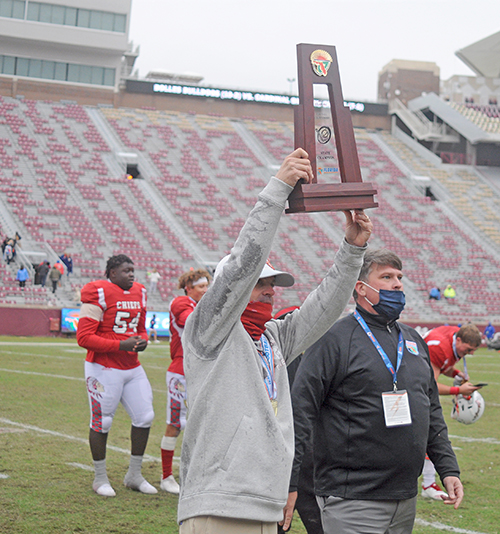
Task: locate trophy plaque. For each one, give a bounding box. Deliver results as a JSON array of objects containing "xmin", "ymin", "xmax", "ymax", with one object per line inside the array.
[{"xmin": 286, "ymin": 43, "xmax": 378, "ymax": 213}]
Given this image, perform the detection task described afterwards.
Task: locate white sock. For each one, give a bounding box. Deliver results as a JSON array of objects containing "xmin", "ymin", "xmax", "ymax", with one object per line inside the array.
[
  {"xmin": 422, "ymin": 458, "xmax": 436, "ymax": 487},
  {"xmin": 161, "ymin": 435, "xmax": 177, "ymax": 451},
  {"xmin": 124, "ymin": 454, "xmax": 145, "ymax": 487},
  {"xmin": 93, "ymin": 459, "xmax": 110, "ymax": 489}
]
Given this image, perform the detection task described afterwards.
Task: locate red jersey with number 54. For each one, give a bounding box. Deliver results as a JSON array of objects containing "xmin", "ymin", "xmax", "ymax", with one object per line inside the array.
[{"xmin": 77, "ymin": 279, "xmax": 148, "ymax": 370}]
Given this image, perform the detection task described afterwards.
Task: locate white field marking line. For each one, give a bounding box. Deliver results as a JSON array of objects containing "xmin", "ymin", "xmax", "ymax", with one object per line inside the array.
[
  {"xmin": 0, "ymin": 342, "xmax": 78, "ymax": 346},
  {"xmin": 0, "ymin": 418, "xmax": 179, "ymax": 464},
  {"xmin": 0, "ymin": 368, "xmax": 85, "ymax": 381},
  {"xmin": 0, "ymin": 342, "xmax": 167, "ymax": 360},
  {"xmin": 1, "ymin": 350, "xmax": 164, "ymax": 364},
  {"xmin": 0, "ymin": 427, "xmax": 28, "ymax": 434},
  {"xmin": 1, "ymin": 367, "xmax": 166, "ymax": 395},
  {"xmin": 0, "ymin": 473, "xmax": 9, "ymax": 479},
  {"xmin": 0, "ymin": 350, "xmax": 76, "ymax": 361},
  {"xmin": 1, "ymin": 367, "xmax": 165, "ymax": 395},
  {"xmin": 145, "ymin": 365, "xmax": 168, "ymax": 371},
  {"xmin": 414, "ymin": 518, "xmax": 488, "ymax": 534},
  {"xmin": 67, "ymin": 462, "xmax": 94, "ymax": 472},
  {"xmin": 466, "ymin": 362, "xmax": 500, "ymax": 367},
  {"xmin": 488, "ymin": 402, "xmax": 500, "ymax": 407},
  {"xmin": 449, "ymin": 434, "xmax": 500, "ymax": 445}
]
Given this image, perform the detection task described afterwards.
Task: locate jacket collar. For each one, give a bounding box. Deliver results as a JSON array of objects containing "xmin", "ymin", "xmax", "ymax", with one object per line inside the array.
[{"xmin": 356, "ymin": 305, "xmax": 398, "ymax": 330}]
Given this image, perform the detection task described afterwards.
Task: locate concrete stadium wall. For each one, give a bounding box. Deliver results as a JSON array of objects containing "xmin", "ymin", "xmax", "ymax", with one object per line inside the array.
[
  {"xmin": 0, "ymin": 305, "xmax": 493, "ymax": 338},
  {"xmin": 0, "ymin": 306, "xmax": 62, "ymax": 337},
  {"xmin": 0, "ymin": 76, "xmax": 391, "ymax": 129},
  {"xmin": 0, "ymin": 77, "xmax": 116, "ymax": 106}
]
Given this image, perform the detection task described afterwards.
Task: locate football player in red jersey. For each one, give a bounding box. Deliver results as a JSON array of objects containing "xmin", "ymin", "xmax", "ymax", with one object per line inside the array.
[
  {"xmin": 77, "ymin": 254, "xmax": 157, "ymax": 497},
  {"xmin": 160, "ymin": 268, "xmax": 211, "ymax": 494},
  {"xmin": 421, "ymin": 323, "xmax": 482, "ymax": 500}
]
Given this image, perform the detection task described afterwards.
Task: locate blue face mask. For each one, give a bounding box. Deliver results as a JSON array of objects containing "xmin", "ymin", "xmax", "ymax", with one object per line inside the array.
[{"xmin": 363, "ymin": 282, "xmax": 406, "ymax": 321}]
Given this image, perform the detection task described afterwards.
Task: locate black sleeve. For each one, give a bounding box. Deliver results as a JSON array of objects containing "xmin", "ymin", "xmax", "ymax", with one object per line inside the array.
[{"xmin": 289, "ymin": 327, "xmax": 341, "ymax": 491}]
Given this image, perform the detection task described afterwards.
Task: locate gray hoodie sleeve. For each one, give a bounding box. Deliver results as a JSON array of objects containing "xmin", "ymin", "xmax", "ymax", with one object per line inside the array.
[
  {"xmin": 266, "ymin": 238, "xmax": 366, "ymax": 361},
  {"xmin": 184, "ymin": 176, "xmax": 293, "ymax": 360}
]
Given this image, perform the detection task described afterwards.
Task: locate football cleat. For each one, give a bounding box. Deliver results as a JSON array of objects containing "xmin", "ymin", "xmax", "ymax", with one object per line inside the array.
[
  {"xmin": 124, "ymin": 475, "xmax": 158, "ymax": 494},
  {"xmin": 160, "ymin": 474, "xmax": 180, "ymax": 494},
  {"xmin": 93, "ymin": 483, "xmax": 116, "ymax": 497},
  {"xmin": 421, "ymin": 482, "xmax": 448, "ymax": 500}
]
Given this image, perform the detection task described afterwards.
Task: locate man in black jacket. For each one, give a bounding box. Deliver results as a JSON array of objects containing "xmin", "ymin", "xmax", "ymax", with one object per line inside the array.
[{"xmin": 284, "ymin": 249, "xmax": 463, "ymax": 534}]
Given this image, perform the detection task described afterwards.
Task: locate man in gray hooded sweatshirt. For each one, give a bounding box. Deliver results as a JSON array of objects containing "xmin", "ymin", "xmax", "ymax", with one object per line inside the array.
[{"xmin": 178, "ymin": 148, "xmax": 373, "ymax": 534}]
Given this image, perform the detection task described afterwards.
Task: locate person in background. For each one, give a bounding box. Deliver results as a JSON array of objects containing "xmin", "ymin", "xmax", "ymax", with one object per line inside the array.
[
  {"xmin": 77, "ymin": 254, "xmax": 157, "ymax": 497},
  {"xmin": 74, "ymin": 285, "xmax": 82, "ymax": 305},
  {"xmin": 484, "ymin": 322, "xmax": 495, "ymax": 341},
  {"xmin": 429, "ymin": 287, "xmax": 441, "ymax": 300},
  {"xmin": 60, "ymin": 252, "xmax": 73, "ymax": 277},
  {"xmin": 443, "ymin": 285, "xmax": 456, "ymax": 300},
  {"xmin": 148, "ymin": 268, "xmax": 161, "ymax": 295},
  {"xmin": 54, "ymin": 260, "xmax": 65, "ymax": 277},
  {"xmin": 421, "ymin": 323, "xmax": 482, "ymax": 500},
  {"xmin": 275, "ymin": 306, "xmax": 324, "ymax": 534},
  {"xmin": 160, "ymin": 268, "xmax": 211, "ymax": 494},
  {"xmin": 16, "ymin": 265, "xmax": 29, "ymax": 290},
  {"xmin": 149, "ymin": 313, "xmax": 160, "ymax": 343},
  {"xmin": 3, "ymin": 241, "xmax": 13, "ymax": 265},
  {"xmin": 38, "ymin": 260, "xmax": 50, "ymax": 288},
  {"xmin": 49, "ymin": 264, "xmax": 62, "ymax": 294}
]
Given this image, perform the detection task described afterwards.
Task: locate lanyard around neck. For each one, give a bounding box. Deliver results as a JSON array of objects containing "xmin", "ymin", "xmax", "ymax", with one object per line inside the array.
[
  {"xmin": 354, "ymin": 310, "xmax": 404, "ymax": 392},
  {"xmin": 258, "ymin": 335, "xmax": 277, "ymax": 400}
]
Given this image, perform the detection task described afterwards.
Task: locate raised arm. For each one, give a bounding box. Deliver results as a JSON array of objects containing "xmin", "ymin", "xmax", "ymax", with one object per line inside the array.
[
  {"xmin": 268, "ymin": 211, "xmax": 372, "ymax": 361},
  {"xmin": 185, "ymin": 150, "xmax": 313, "ymax": 359}
]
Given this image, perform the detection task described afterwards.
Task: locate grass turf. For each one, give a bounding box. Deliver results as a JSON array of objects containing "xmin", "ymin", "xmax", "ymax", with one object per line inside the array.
[{"xmin": 0, "ymin": 337, "xmax": 498, "ymax": 533}]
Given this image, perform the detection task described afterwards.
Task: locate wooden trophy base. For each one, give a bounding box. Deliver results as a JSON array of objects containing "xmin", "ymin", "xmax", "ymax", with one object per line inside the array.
[{"xmin": 286, "ymin": 182, "xmax": 379, "ymax": 213}]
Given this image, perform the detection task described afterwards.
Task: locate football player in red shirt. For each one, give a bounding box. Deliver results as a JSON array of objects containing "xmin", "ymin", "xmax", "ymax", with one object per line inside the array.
[
  {"xmin": 160, "ymin": 268, "xmax": 211, "ymax": 493},
  {"xmin": 77, "ymin": 254, "xmax": 156, "ymax": 497},
  {"xmin": 421, "ymin": 323, "xmax": 482, "ymax": 500}
]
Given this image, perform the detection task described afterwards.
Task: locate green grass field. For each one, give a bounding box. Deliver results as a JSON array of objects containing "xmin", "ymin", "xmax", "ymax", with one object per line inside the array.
[{"xmin": 0, "ymin": 336, "xmax": 498, "ymax": 533}]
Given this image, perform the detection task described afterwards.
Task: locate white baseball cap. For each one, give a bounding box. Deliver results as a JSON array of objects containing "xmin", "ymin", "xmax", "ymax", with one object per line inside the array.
[{"xmin": 214, "ymin": 255, "xmax": 294, "ymax": 287}]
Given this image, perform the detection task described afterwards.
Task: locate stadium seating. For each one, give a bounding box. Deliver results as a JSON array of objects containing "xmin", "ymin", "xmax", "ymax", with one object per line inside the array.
[
  {"xmin": 450, "ymin": 102, "xmax": 500, "ymax": 133},
  {"xmin": 2, "ymin": 94, "xmax": 500, "ymax": 322}
]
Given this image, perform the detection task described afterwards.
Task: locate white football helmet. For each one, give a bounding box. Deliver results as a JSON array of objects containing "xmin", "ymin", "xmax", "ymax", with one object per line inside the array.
[{"xmin": 451, "ymin": 391, "xmax": 485, "ymax": 424}]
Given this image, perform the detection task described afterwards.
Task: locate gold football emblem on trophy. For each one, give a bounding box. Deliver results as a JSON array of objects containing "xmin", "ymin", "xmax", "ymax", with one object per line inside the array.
[{"xmin": 310, "ymin": 49, "xmax": 333, "ymax": 77}]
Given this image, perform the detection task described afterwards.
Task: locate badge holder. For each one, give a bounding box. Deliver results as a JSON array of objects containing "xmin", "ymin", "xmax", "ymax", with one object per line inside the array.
[{"xmin": 382, "ymin": 389, "xmax": 412, "ymax": 427}]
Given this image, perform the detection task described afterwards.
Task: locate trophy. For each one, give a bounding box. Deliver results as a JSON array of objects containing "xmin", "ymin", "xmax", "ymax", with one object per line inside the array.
[{"xmin": 286, "ymin": 43, "xmax": 378, "ymax": 213}]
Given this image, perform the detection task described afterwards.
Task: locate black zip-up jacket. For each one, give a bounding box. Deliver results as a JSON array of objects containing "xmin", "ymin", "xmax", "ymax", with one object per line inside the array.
[{"xmin": 290, "ymin": 306, "xmax": 460, "ymax": 500}]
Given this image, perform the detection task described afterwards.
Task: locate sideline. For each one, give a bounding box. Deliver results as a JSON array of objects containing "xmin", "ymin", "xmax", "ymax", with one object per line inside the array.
[
  {"xmin": 0, "ymin": 417, "xmax": 179, "ymax": 464},
  {"xmin": 414, "ymin": 518, "xmax": 488, "ymax": 534}
]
